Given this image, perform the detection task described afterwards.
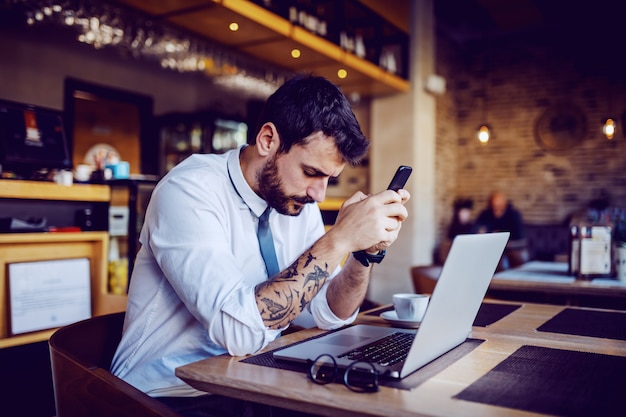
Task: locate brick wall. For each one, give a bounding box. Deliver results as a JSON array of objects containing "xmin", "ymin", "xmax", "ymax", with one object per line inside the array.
[{"xmin": 434, "ymin": 33, "xmax": 626, "ymax": 245}]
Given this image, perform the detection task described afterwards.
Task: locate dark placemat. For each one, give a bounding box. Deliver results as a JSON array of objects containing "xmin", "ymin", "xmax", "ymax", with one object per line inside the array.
[
  {"xmin": 241, "ymin": 333, "xmax": 484, "ymax": 391},
  {"xmin": 473, "ymin": 302, "xmax": 522, "ymax": 327},
  {"xmin": 537, "ymin": 308, "xmax": 626, "ymax": 340},
  {"xmin": 364, "ymin": 302, "xmax": 521, "ymax": 327},
  {"xmin": 454, "ymin": 345, "xmax": 626, "ymax": 417}
]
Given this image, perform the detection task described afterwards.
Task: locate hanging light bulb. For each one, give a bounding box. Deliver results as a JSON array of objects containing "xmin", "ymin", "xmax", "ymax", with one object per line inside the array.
[
  {"xmin": 602, "ymin": 118, "xmax": 616, "ymax": 140},
  {"xmin": 477, "ymin": 66, "xmax": 491, "ymax": 144},
  {"xmin": 477, "ymin": 124, "xmax": 491, "ymax": 144}
]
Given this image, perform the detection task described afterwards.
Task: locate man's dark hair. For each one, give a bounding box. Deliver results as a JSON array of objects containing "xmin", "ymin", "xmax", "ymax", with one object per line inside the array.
[{"xmin": 256, "ymin": 74, "xmax": 369, "ymax": 165}]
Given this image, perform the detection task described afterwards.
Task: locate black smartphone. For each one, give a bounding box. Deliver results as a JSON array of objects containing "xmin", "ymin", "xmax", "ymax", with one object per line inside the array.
[{"xmin": 387, "ymin": 165, "xmax": 412, "ymax": 191}]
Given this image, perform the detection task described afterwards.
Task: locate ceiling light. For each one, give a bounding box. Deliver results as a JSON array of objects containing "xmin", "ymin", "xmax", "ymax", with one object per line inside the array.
[
  {"xmin": 229, "ymin": 22, "xmax": 239, "ymax": 32},
  {"xmin": 337, "ymin": 69, "xmax": 347, "ymax": 79},
  {"xmin": 290, "ymin": 48, "xmax": 300, "ymax": 59}
]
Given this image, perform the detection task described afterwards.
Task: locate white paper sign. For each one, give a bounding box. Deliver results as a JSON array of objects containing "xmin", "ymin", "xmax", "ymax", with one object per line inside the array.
[{"xmin": 8, "ymin": 258, "xmax": 92, "ymax": 335}]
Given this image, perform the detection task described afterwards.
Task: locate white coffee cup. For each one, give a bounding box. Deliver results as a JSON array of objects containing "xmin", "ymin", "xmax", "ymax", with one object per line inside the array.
[
  {"xmin": 54, "ymin": 170, "xmax": 73, "ymax": 186},
  {"xmin": 75, "ymin": 164, "xmax": 92, "ymax": 182},
  {"xmin": 392, "ymin": 293, "xmax": 429, "ymax": 321}
]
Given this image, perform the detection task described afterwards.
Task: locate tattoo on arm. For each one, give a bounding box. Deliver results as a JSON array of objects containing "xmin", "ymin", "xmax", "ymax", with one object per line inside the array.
[
  {"xmin": 303, "ymin": 265, "xmax": 329, "ymax": 294},
  {"xmin": 256, "ymin": 250, "xmax": 330, "ymax": 329},
  {"xmin": 304, "ymin": 252, "xmax": 316, "ymax": 267}
]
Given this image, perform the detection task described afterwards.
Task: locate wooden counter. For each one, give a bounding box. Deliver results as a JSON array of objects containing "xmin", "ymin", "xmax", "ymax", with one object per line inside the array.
[{"xmin": 0, "ymin": 180, "xmax": 125, "ymax": 348}]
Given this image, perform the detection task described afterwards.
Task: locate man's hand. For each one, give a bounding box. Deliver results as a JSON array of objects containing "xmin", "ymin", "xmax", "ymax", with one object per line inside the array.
[{"xmin": 329, "ymin": 188, "xmax": 410, "ymax": 255}]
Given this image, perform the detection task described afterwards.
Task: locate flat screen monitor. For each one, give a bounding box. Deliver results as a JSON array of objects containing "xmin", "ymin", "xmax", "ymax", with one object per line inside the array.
[{"xmin": 0, "ymin": 100, "xmax": 72, "ymax": 179}]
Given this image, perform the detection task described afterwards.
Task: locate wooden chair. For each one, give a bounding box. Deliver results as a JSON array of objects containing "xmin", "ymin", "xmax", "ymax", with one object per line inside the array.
[
  {"xmin": 410, "ymin": 265, "xmax": 442, "ymax": 294},
  {"xmin": 49, "ymin": 312, "xmax": 182, "ymax": 417}
]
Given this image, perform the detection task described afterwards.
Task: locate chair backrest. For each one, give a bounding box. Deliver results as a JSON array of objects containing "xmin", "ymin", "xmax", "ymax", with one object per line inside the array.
[
  {"xmin": 49, "ymin": 312, "xmax": 182, "ymax": 417},
  {"xmin": 411, "ymin": 265, "xmax": 441, "ymax": 294}
]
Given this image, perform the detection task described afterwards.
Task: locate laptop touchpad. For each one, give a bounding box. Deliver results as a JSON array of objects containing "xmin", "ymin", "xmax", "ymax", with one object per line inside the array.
[{"xmin": 323, "ymin": 334, "xmax": 370, "ymax": 347}]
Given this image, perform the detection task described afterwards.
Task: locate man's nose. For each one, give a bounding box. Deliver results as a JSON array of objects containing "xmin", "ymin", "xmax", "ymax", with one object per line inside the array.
[{"xmin": 307, "ymin": 178, "xmax": 328, "ymax": 202}]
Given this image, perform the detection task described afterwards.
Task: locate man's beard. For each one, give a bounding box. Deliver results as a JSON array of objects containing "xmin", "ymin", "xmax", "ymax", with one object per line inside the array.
[{"xmin": 257, "ymin": 155, "xmax": 315, "ymax": 216}]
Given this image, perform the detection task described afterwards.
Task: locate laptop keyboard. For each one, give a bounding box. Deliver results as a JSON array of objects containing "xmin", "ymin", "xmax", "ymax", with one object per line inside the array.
[{"xmin": 339, "ymin": 331, "xmax": 415, "ymax": 366}]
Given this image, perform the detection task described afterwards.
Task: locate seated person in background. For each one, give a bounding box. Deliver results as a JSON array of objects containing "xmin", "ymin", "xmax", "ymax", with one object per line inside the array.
[
  {"xmin": 474, "ymin": 191, "xmax": 525, "ymax": 239},
  {"xmin": 447, "ymin": 198, "xmax": 474, "ymax": 239},
  {"xmin": 474, "ymin": 191, "xmax": 527, "ymax": 269},
  {"xmin": 110, "ymin": 75, "xmax": 410, "ymax": 417},
  {"xmin": 437, "ymin": 198, "xmax": 474, "ymax": 264}
]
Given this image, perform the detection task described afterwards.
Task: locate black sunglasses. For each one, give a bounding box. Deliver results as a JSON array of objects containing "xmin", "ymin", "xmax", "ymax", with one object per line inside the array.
[{"xmin": 308, "ymin": 353, "xmax": 379, "ymax": 393}]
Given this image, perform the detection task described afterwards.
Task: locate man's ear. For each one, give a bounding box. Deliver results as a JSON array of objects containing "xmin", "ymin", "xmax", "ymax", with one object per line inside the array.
[{"xmin": 255, "ymin": 122, "xmax": 279, "ymax": 157}]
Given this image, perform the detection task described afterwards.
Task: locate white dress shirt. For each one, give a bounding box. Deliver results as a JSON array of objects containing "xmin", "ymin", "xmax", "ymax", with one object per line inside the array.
[{"xmin": 111, "ymin": 146, "xmax": 354, "ymax": 396}]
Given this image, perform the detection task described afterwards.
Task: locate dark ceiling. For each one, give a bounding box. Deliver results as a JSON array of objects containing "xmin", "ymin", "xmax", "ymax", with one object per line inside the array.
[
  {"xmin": 434, "ymin": 0, "xmax": 626, "ymax": 78},
  {"xmin": 435, "ymin": 0, "xmax": 626, "ymax": 46}
]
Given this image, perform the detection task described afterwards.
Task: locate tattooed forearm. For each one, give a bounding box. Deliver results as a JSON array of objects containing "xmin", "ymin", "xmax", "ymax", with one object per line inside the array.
[
  {"xmin": 304, "ymin": 252, "xmax": 316, "ymax": 267},
  {"xmin": 256, "ymin": 250, "xmax": 331, "ymax": 329},
  {"xmin": 303, "ymin": 265, "xmax": 329, "ymax": 293},
  {"xmin": 284, "ymin": 263, "xmax": 299, "ymax": 278},
  {"xmin": 256, "ymin": 283, "xmax": 298, "ymax": 327}
]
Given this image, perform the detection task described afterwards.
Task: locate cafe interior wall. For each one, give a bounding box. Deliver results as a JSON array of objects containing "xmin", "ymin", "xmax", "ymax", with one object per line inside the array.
[
  {"xmin": 431, "ymin": 28, "xmax": 626, "ymax": 251},
  {"xmin": 0, "ymin": 22, "xmax": 251, "ymax": 128}
]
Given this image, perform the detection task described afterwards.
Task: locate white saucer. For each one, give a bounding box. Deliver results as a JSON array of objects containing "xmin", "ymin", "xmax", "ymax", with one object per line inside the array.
[{"xmin": 380, "ymin": 310, "xmax": 421, "ymax": 328}]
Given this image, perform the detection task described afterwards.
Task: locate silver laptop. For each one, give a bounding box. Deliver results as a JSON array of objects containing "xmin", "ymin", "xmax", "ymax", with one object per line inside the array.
[{"xmin": 273, "ymin": 232, "xmax": 510, "ymax": 379}]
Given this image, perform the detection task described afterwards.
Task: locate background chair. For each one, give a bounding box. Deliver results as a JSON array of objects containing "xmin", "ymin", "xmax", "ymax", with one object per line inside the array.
[
  {"xmin": 411, "ymin": 265, "xmax": 442, "ymax": 294},
  {"xmin": 49, "ymin": 312, "xmax": 182, "ymax": 417}
]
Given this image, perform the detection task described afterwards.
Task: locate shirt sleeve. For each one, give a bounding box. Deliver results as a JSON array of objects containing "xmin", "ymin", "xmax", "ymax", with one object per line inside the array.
[
  {"xmin": 308, "ymin": 274, "xmax": 359, "ymax": 329},
  {"xmin": 145, "ymin": 172, "xmax": 278, "ymax": 356}
]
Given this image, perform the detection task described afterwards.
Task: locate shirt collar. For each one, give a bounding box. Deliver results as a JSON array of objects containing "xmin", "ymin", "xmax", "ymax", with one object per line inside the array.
[{"xmin": 227, "ymin": 145, "xmax": 268, "ymax": 218}]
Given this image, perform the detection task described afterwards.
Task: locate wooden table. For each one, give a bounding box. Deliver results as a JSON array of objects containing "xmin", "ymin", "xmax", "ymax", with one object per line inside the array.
[
  {"xmin": 489, "ymin": 261, "xmax": 626, "ymax": 309},
  {"xmin": 176, "ymin": 301, "xmax": 626, "ymax": 417}
]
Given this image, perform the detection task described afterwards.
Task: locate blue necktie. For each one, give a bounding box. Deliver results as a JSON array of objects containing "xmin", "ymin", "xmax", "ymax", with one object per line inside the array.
[{"xmin": 258, "ymin": 206, "xmax": 279, "ymax": 277}]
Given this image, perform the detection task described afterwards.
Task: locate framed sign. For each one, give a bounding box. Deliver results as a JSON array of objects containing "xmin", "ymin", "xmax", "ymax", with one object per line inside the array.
[{"xmin": 8, "ymin": 258, "xmax": 91, "ymax": 335}]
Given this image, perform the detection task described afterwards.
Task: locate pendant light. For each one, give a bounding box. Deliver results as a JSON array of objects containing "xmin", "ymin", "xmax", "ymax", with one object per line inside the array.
[
  {"xmin": 602, "ymin": 118, "xmax": 616, "ymax": 140},
  {"xmin": 477, "ymin": 124, "xmax": 491, "ymax": 143},
  {"xmin": 602, "ymin": 78, "xmax": 617, "ymax": 140},
  {"xmin": 476, "ymin": 89, "xmax": 492, "ymax": 144},
  {"xmin": 476, "ymin": 55, "xmax": 491, "ymax": 144}
]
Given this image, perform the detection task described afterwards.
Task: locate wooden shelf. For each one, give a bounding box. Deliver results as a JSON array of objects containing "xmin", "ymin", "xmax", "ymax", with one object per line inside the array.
[
  {"xmin": 0, "ymin": 329, "xmax": 57, "ymax": 349},
  {"xmin": 116, "ymin": 0, "xmax": 410, "ymax": 97},
  {"xmin": 0, "ymin": 179, "xmax": 124, "ymax": 348},
  {"xmin": 0, "ymin": 179, "xmax": 110, "ymax": 202},
  {"xmin": 0, "ymin": 232, "xmax": 126, "ymax": 348},
  {"xmin": 319, "ymin": 197, "xmax": 345, "ymax": 212}
]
